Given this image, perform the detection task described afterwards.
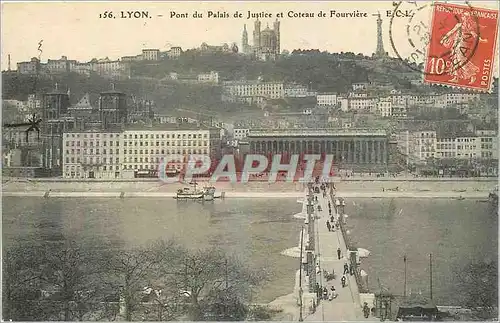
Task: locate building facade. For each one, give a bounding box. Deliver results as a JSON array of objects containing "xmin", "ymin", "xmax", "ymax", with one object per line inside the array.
[
  {"xmin": 167, "ymin": 47, "xmax": 182, "ymax": 58},
  {"xmin": 246, "ymin": 128, "xmax": 389, "ymax": 165},
  {"xmin": 411, "ymin": 130, "xmax": 498, "ymax": 163},
  {"xmin": 142, "ymin": 49, "xmax": 160, "ymax": 61},
  {"xmin": 62, "ymin": 125, "xmax": 222, "ymax": 179},
  {"xmin": 222, "ymin": 80, "xmax": 285, "ymax": 102},
  {"xmin": 316, "ymin": 93, "xmax": 338, "ymax": 107},
  {"xmin": 233, "ymin": 128, "xmax": 250, "ymax": 140},
  {"xmin": 197, "ymin": 71, "xmax": 219, "ymax": 84},
  {"xmin": 17, "ymin": 57, "xmax": 40, "ymax": 74}
]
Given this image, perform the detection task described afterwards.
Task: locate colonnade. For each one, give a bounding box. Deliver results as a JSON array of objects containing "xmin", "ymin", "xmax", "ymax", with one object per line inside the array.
[{"xmin": 248, "ymin": 138, "xmax": 388, "ymax": 164}]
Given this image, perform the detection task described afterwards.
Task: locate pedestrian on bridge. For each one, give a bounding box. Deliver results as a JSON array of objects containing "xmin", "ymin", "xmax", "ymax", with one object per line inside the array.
[
  {"xmin": 326, "ymin": 221, "xmax": 331, "ymax": 232},
  {"xmin": 341, "ymin": 275, "xmax": 347, "ymax": 288},
  {"xmin": 337, "ymin": 247, "xmax": 341, "ymax": 260},
  {"xmin": 343, "ymin": 263, "xmax": 349, "ymax": 275},
  {"xmin": 349, "ymin": 263, "xmax": 354, "ymax": 276}
]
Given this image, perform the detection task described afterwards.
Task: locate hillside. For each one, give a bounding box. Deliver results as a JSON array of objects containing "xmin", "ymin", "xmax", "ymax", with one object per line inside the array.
[
  {"xmin": 2, "ymin": 52, "xmax": 466, "ymax": 123},
  {"xmin": 131, "ymin": 51, "xmax": 421, "ymax": 93},
  {"xmin": 1, "ymin": 72, "xmax": 264, "ymax": 121}
]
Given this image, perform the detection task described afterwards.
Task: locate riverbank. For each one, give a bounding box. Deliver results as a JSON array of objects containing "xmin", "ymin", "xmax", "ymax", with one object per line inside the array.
[
  {"xmin": 1, "ymin": 190, "xmax": 493, "ymax": 199},
  {"xmin": 2, "ymin": 178, "xmax": 497, "ymax": 194},
  {"xmin": 3, "ymin": 177, "xmax": 496, "ymax": 199}
]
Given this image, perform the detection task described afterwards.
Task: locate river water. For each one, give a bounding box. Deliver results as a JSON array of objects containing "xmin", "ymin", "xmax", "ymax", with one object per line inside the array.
[{"xmin": 2, "ymin": 197, "xmax": 497, "ymax": 305}]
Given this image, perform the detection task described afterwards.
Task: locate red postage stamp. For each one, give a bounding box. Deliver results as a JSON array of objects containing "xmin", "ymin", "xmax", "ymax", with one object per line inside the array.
[{"xmin": 423, "ymin": 3, "xmax": 499, "ymax": 92}]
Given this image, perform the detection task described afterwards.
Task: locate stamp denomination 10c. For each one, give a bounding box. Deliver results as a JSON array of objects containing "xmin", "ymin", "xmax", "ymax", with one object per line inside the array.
[{"xmin": 424, "ymin": 2, "xmax": 499, "ymax": 92}]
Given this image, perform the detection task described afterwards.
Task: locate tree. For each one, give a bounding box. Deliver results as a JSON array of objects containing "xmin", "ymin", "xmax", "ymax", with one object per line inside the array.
[
  {"xmin": 107, "ymin": 239, "xmax": 182, "ymax": 321},
  {"xmin": 38, "ymin": 239, "xmax": 118, "ymax": 321},
  {"xmin": 455, "ymin": 260, "xmax": 498, "ymax": 319},
  {"xmin": 3, "ymin": 241, "xmax": 45, "ymax": 321},
  {"xmin": 164, "ymin": 247, "xmax": 263, "ymax": 321}
]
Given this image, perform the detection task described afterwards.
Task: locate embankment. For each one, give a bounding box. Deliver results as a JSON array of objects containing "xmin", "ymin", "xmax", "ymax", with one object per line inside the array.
[{"xmin": 2, "ymin": 177, "xmax": 496, "ymax": 199}]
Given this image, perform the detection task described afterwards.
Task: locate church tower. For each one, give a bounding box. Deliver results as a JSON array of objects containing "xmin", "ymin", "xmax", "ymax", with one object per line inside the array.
[
  {"xmin": 253, "ymin": 19, "xmax": 261, "ymax": 53},
  {"xmin": 242, "ymin": 24, "xmax": 249, "ymax": 54},
  {"xmin": 273, "ymin": 19, "xmax": 280, "ymax": 55}
]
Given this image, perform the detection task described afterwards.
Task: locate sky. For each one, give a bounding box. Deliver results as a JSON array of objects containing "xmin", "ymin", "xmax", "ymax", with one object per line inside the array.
[{"xmin": 1, "ymin": 1, "xmax": 499, "ymax": 73}]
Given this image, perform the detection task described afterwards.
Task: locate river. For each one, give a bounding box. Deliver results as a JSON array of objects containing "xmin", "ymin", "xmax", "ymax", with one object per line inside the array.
[{"xmin": 2, "ymin": 197, "xmax": 497, "ymax": 305}]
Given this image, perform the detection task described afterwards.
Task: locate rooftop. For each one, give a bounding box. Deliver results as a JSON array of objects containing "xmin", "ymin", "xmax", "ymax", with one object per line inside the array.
[
  {"xmin": 63, "ymin": 123, "xmax": 219, "ymax": 134},
  {"xmin": 247, "ymin": 128, "xmax": 388, "ymax": 137}
]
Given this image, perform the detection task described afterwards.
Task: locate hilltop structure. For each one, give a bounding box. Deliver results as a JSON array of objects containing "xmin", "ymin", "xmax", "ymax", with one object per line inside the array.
[{"xmin": 242, "ymin": 19, "xmax": 281, "ymax": 60}]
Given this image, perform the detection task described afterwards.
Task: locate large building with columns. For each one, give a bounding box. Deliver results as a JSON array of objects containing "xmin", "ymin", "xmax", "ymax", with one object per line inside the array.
[{"xmin": 246, "ymin": 128, "xmax": 389, "ymax": 169}]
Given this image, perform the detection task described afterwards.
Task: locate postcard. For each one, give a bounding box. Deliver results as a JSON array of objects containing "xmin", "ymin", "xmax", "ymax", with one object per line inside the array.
[{"xmin": 2, "ymin": 1, "xmax": 499, "ymax": 321}]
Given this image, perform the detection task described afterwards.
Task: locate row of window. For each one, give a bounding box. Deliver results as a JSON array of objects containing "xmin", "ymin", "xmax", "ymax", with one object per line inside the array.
[
  {"xmin": 66, "ymin": 141, "xmax": 119, "ymax": 147},
  {"xmin": 123, "ymin": 133, "xmax": 208, "ymax": 139},
  {"xmin": 433, "ymin": 144, "xmax": 495, "ymax": 150},
  {"xmin": 65, "ymin": 148, "xmax": 209, "ymax": 156},
  {"xmin": 64, "ymin": 132, "xmax": 210, "ymax": 140},
  {"xmin": 123, "ymin": 141, "xmax": 208, "ymax": 147},
  {"xmin": 65, "ymin": 133, "xmax": 120, "ymax": 138},
  {"xmin": 64, "ymin": 140, "xmax": 210, "ymax": 148},
  {"xmin": 65, "ymin": 157, "xmax": 120, "ymax": 164}
]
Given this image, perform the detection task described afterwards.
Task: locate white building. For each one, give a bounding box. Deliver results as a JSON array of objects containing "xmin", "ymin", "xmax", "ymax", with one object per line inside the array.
[
  {"xmin": 62, "ymin": 130, "xmax": 122, "ymax": 179},
  {"xmin": 167, "ymin": 47, "xmax": 183, "ymax": 58},
  {"xmin": 62, "ymin": 125, "xmax": 222, "ymax": 179},
  {"xmin": 377, "ymin": 97, "xmax": 392, "ymax": 117},
  {"xmin": 197, "ymin": 71, "xmax": 219, "ymax": 84},
  {"xmin": 121, "ymin": 125, "xmax": 221, "ymax": 173},
  {"xmin": 316, "ymin": 93, "xmax": 337, "ymax": 107},
  {"xmin": 339, "ymin": 97, "xmax": 349, "ymax": 112},
  {"xmin": 142, "ymin": 49, "xmax": 160, "ymax": 61},
  {"xmin": 222, "ymin": 80, "xmax": 285, "ymax": 101},
  {"xmin": 411, "ymin": 131, "xmax": 436, "ymax": 162},
  {"xmin": 91, "ymin": 58, "xmax": 127, "ymax": 78},
  {"xmin": 449, "ymin": 130, "xmax": 497, "ymax": 160},
  {"xmin": 348, "ymin": 97, "xmax": 378, "ymax": 112},
  {"xmin": 352, "ymin": 82, "xmax": 369, "ymax": 91},
  {"xmin": 284, "ymin": 84, "xmax": 317, "ymax": 98},
  {"xmin": 70, "ymin": 62, "xmax": 93, "ymax": 76},
  {"xmin": 412, "ymin": 129, "xmax": 498, "ymax": 163},
  {"xmin": 45, "ymin": 56, "xmax": 76, "ymax": 74}
]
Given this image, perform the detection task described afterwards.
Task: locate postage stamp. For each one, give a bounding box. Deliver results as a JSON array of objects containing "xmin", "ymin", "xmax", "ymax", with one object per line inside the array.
[
  {"xmin": 390, "ymin": 1, "xmax": 477, "ymax": 74},
  {"xmin": 423, "ymin": 2, "xmax": 499, "ymax": 91}
]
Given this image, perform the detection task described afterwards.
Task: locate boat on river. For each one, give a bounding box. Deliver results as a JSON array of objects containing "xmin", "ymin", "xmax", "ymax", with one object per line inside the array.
[
  {"xmin": 174, "ymin": 182, "xmax": 217, "ymax": 201},
  {"xmin": 203, "ymin": 186, "xmax": 216, "ymax": 201}
]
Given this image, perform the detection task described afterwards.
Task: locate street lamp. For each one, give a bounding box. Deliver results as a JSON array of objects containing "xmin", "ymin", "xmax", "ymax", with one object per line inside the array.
[{"xmin": 298, "ymin": 227, "xmax": 304, "ymax": 322}]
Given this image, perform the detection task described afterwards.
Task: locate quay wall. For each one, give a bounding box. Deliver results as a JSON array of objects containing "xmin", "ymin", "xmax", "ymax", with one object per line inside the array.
[{"xmin": 2, "ymin": 177, "xmax": 497, "ymax": 195}]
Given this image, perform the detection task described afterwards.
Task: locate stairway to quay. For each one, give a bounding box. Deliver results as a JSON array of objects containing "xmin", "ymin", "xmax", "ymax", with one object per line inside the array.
[{"xmin": 288, "ymin": 181, "xmax": 376, "ymax": 321}]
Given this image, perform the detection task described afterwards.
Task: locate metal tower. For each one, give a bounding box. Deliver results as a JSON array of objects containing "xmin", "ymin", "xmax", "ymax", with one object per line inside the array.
[{"xmin": 373, "ymin": 12, "xmax": 385, "ymax": 57}]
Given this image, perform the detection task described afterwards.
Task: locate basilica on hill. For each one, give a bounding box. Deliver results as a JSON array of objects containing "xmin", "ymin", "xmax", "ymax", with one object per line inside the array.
[{"xmin": 241, "ymin": 19, "xmax": 281, "ymax": 61}]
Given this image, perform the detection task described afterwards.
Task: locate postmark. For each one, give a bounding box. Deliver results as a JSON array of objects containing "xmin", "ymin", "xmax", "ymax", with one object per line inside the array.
[
  {"xmin": 423, "ymin": 2, "xmax": 499, "ymax": 91},
  {"xmin": 389, "ymin": 1, "xmax": 481, "ymax": 76}
]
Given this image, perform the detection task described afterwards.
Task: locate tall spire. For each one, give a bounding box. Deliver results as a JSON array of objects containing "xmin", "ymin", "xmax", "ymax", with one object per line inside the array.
[
  {"xmin": 375, "ymin": 12, "xmax": 385, "ymax": 57},
  {"xmin": 242, "ymin": 24, "xmax": 249, "ymax": 54}
]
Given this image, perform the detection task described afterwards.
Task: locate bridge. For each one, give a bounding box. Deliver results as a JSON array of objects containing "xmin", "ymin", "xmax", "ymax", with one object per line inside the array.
[{"xmin": 273, "ymin": 183, "xmax": 374, "ymax": 321}]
